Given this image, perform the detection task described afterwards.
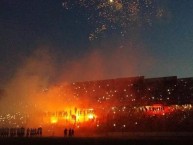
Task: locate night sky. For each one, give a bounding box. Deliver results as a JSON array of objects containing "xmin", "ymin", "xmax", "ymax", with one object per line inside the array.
[{"xmin": 1, "ymin": 0, "xmax": 193, "ymax": 87}]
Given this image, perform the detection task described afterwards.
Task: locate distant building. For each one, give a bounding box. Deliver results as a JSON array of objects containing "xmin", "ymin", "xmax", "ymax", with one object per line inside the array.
[
  {"xmin": 144, "ymin": 76, "xmax": 177, "ymax": 105},
  {"xmin": 65, "ymin": 76, "xmax": 193, "ymax": 107},
  {"xmin": 177, "ymin": 77, "xmax": 193, "ymax": 104}
]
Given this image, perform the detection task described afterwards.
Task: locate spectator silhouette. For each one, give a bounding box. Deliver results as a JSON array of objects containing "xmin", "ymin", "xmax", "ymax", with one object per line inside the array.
[
  {"xmin": 26, "ymin": 128, "xmax": 30, "ymax": 137},
  {"xmin": 68, "ymin": 128, "xmax": 72, "ymax": 137},
  {"xmin": 38, "ymin": 127, "xmax": 42, "ymax": 136},
  {"xmin": 64, "ymin": 128, "xmax": 67, "ymax": 137},
  {"xmin": 71, "ymin": 129, "xmax": 74, "ymax": 136}
]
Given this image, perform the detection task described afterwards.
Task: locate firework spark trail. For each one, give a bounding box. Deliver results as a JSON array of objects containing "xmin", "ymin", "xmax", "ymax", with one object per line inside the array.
[{"xmin": 62, "ymin": 0, "xmax": 168, "ymax": 40}]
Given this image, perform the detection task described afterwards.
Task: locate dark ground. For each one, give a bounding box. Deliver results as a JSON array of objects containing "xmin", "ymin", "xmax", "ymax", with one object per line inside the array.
[{"xmin": 0, "ymin": 136, "xmax": 193, "ymax": 145}]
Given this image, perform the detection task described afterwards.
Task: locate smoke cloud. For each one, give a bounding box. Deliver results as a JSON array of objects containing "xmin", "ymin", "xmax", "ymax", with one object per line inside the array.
[
  {"xmin": 59, "ymin": 42, "xmax": 154, "ymax": 83},
  {"xmin": 0, "ymin": 41, "xmax": 155, "ymax": 127}
]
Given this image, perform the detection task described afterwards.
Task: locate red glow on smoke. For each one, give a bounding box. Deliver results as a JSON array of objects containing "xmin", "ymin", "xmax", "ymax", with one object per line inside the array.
[{"xmin": 145, "ymin": 104, "xmax": 173, "ymax": 116}]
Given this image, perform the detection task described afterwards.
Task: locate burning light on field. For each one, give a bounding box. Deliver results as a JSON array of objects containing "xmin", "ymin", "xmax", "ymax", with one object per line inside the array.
[
  {"xmin": 43, "ymin": 107, "xmax": 96, "ymax": 127},
  {"xmin": 50, "ymin": 116, "xmax": 58, "ymax": 124},
  {"xmin": 88, "ymin": 114, "xmax": 94, "ymax": 120}
]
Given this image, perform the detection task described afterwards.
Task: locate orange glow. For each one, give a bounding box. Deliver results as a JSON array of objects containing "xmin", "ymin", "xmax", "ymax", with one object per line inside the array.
[
  {"xmin": 50, "ymin": 116, "xmax": 58, "ymax": 124},
  {"xmin": 88, "ymin": 114, "xmax": 94, "ymax": 119},
  {"xmin": 43, "ymin": 107, "xmax": 97, "ymax": 127},
  {"xmin": 144, "ymin": 104, "xmax": 172, "ymax": 116}
]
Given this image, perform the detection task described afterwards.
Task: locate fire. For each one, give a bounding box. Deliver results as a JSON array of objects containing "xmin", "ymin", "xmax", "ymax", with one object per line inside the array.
[
  {"xmin": 50, "ymin": 116, "xmax": 58, "ymax": 124},
  {"xmin": 43, "ymin": 107, "xmax": 96, "ymax": 127},
  {"xmin": 88, "ymin": 114, "xmax": 94, "ymax": 119}
]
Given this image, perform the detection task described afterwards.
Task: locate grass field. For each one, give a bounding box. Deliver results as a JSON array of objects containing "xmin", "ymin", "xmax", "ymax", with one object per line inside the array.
[{"xmin": 0, "ymin": 136, "xmax": 193, "ymax": 145}]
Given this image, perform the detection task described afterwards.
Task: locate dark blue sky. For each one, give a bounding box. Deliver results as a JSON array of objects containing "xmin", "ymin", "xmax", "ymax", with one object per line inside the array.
[{"xmin": 1, "ymin": 0, "xmax": 193, "ymax": 86}]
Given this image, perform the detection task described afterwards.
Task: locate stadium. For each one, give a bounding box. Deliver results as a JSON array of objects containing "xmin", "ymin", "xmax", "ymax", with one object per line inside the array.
[{"xmin": 0, "ymin": 76, "xmax": 193, "ymax": 137}]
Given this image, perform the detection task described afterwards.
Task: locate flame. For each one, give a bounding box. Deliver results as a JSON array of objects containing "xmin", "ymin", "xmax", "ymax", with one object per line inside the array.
[
  {"xmin": 43, "ymin": 107, "xmax": 96, "ymax": 127},
  {"xmin": 88, "ymin": 114, "xmax": 94, "ymax": 119},
  {"xmin": 50, "ymin": 116, "xmax": 58, "ymax": 124}
]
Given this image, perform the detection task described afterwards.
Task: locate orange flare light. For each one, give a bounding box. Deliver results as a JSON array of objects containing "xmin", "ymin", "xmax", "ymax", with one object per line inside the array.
[{"xmin": 50, "ymin": 116, "xmax": 58, "ymax": 124}]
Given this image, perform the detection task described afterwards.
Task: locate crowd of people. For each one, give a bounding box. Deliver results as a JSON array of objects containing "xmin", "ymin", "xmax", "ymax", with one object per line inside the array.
[
  {"xmin": 64, "ymin": 128, "xmax": 74, "ymax": 137},
  {"xmin": 100, "ymin": 107, "xmax": 193, "ymax": 132},
  {"xmin": 0, "ymin": 127, "xmax": 42, "ymax": 137}
]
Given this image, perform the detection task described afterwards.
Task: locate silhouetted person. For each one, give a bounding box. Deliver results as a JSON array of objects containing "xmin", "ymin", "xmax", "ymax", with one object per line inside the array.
[
  {"xmin": 68, "ymin": 128, "xmax": 72, "ymax": 137},
  {"xmin": 21, "ymin": 127, "xmax": 25, "ymax": 137},
  {"xmin": 26, "ymin": 128, "xmax": 30, "ymax": 137},
  {"xmin": 64, "ymin": 128, "xmax": 67, "ymax": 137},
  {"xmin": 30, "ymin": 129, "xmax": 33, "ymax": 137},
  {"xmin": 10, "ymin": 128, "xmax": 13, "ymax": 137},
  {"xmin": 5, "ymin": 128, "xmax": 9, "ymax": 137},
  {"xmin": 40, "ymin": 127, "xmax": 42, "ymax": 136},
  {"xmin": 34, "ymin": 128, "xmax": 37, "ymax": 136},
  {"xmin": 71, "ymin": 129, "xmax": 74, "ymax": 136},
  {"xmin": 38, "ymin": 127, "xmax": 42, "ymax": 136},
  {"xmin": 17, "ymin": 128, "xmax": 20, "ymax": 137}
]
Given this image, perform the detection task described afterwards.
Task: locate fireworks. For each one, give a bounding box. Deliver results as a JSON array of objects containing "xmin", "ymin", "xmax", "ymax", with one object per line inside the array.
[{"xmin": 62, "ymin": 0, "xmax": 168, "ymax": 40}]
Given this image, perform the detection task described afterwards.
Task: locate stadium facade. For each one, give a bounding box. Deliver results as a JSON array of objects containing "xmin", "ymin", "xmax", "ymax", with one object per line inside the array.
[
  {"xmin": 68, "ymin": 76, "xmax": 193, "ymax": 106},
  {"xmin": 0, "ymin": 76, "xmax": 193, "ymax": 135}
]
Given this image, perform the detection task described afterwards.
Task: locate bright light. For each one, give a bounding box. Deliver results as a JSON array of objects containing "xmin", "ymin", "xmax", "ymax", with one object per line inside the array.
[
  {"xmin": 88, "ymin": 114, "xmax": 94, "ymax": 119},
  {"xmin": 50, "ymin": 116, "xmax": 58, "ymax": 124}
]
